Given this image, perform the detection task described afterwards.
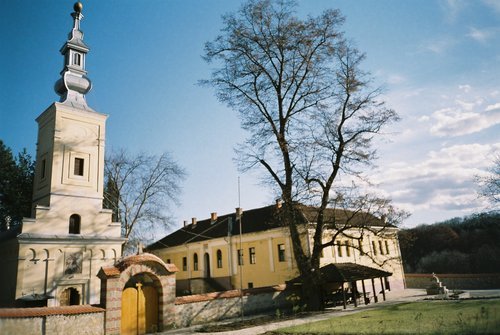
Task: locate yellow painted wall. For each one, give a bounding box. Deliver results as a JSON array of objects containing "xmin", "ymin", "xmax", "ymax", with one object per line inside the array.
[{"xmin": 151, "ymin": 226, "xmax": 405, "ymax": 292}]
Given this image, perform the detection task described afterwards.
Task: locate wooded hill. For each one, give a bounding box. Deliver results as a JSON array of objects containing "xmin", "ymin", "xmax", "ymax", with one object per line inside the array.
[{"xmin": 398, "ymin": 212, "xmax": 500, "ymax": 274}]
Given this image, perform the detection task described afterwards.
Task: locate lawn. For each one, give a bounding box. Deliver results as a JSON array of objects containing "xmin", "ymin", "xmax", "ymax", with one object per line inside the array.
[{"xmin": 268, "ymin": 299, "xmax": 500, "ymax": 334}]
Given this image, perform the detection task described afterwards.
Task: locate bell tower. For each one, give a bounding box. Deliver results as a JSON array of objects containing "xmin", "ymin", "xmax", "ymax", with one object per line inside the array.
[
  {"xmin": 6, "ymin": 2, "xmax": 126, "ymax": 307},
  {"xmin": 28, "ymin": 2, "xmax": 111, "ymax": 236}
]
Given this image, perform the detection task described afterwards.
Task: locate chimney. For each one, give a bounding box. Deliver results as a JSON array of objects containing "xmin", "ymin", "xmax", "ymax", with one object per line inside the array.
[
  {"xmin": 210, "ymin": 212, "xmax": 217, "ymax": 224},
  {"xmin": 235, "ymin": 207, "xmax": 243, "ymax": 220},
  {"xmin": 183, "ymin": 220, "xmax": 188, "ymax": 227},
  {"xmin": 276, "ymin": 199, "xmax": 283, "ymax": 209},
  {"xmin": 191, "ymin": 217, "xmax": 197, "ymax": 228}
]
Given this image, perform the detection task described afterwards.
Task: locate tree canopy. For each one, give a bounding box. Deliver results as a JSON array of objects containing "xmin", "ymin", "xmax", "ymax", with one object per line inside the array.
[
  {"xmin": 0, "ymin": 140, "xmax": 34, "ymax": 231},
  {"xmin": 477, "ymin": 155, "xmax": 500, "ymax": 205},
  {"xmin": 203, "ymin": 0, "xmax": 403, "ymax": 310},
  {"xmin": 399, "ymin": 212, "xmax": 500, "ymax": 274},
  {"xmin": 104, "ymin": 149, "xmax": 186, "ymax": 251}
]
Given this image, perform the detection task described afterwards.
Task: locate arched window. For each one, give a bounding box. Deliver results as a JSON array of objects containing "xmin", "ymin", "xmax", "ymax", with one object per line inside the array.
[
  {"xmin": 72, "ymin": 52, "xmax": 82, "ymax": 66},
  {"xmin": 69, "ymin": 214, "xmax": 81, "ymax": 234},
  {"xmin": 193, "ymin": 253, "xmax": 198, "ymax": 271},
  {"xmin": 216, "ymin": 249, "xmax": 222, "ymax": 268}
]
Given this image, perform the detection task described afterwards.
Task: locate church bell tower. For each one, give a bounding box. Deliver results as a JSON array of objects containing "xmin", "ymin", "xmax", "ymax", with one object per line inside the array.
[
  {"xmin": 28, "ymin": 2, "xmax": 111, "ymax": 235},
  {"xmin": 8, "ymin": 2, "xmax": 125, "ymax": 307}
]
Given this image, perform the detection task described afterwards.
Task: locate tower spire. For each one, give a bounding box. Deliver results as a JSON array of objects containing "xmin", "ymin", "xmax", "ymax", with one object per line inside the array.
[{"xmin": 54, "ymin": 2, "xmax": 92, "ymax": 108}]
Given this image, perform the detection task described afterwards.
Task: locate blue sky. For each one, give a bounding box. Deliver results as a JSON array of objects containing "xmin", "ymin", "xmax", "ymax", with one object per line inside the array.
[{"xmin": 1, "ymin": 0, "xmax": 499, "ymax": 230}]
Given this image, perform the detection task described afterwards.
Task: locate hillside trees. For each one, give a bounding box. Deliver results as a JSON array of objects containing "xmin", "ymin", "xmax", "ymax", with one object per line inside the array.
[
  {"xmin": 104, "ymin": 149, "xmax": 186, "ymax": 251},
  {"xmin": 0, "ymin": 140, "xmax": 34, "ymax": 231},
  {"xmin": 399, "ymin": 212, "xmax": 500, "ymax": 273},
  {"xmin": 203, "ymin": 0, "xmax": 403, "ymax": 310}
]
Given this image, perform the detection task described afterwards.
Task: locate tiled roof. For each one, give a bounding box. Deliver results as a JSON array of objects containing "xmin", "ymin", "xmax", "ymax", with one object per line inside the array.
[
  {"xmin": 288, "ymin": 262, "xmax": 392, "ymax": 284},
  {"xmin": 99, "ymin": 252, "xmax": 179, "ymax": 278},
  {"xmin": 146, "ymin": 204, "xmax": 387, "ymax": 250},
  {"xmin": 100, "ymin": 266, "xmax": 121, "ymax": 277},
  {"xmin": 114, "ymin": 253, "xmax": 178, "ymax": 273},
  {"xmin": 146, "ymin": 205, "xmax": 286, "ymax": 250},
  {"xmin": 0, "ymin": 305, "xmax": 104, "ymax": 318}
]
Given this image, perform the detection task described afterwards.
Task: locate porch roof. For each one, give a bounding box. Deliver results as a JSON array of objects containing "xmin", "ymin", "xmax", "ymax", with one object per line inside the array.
[{"xmin": 289, "ymin": 262, "xmax": 392, "ymax": 284}]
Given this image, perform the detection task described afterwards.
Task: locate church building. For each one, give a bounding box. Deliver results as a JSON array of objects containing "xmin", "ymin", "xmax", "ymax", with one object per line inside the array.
[{"xmin": 0, "ymin": 2, "xmax": 125, "ymax": 307}]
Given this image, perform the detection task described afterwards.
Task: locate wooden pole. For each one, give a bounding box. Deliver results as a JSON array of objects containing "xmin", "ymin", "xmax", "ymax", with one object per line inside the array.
[
  {"xmin": 351, "ymin": 281, "xmax": 358, "ymax": 307},
  {"xmin": 371, "ymin": 278, "xmax": 378, "ymax": 303},
  {"xmin": 380, "ymin": 277, "xmax": 386, "ymax": 301},
  {"xmin": 361, "ymin": 280, "xmax": 368, "ymax": 305},
  {"xmin": 341, "ymin": 282, "xmax": 347, "ymax": 309}
]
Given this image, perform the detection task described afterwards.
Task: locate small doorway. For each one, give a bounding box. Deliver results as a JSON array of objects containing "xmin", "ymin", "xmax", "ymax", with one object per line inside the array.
[
  {"xmin": 121, "ymin": 274, "xmax": 159, "ymax": 335},
  {"xmin": 60, "ymin": 287, "xmax": 80, "ymax": 306},
  {"xmin": 204, "ymin": 252, "xmax": 211, "ymax": 278}
]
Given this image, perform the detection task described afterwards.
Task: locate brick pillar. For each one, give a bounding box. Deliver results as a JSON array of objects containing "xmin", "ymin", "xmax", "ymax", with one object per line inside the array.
[{"xmin": 104, "ymin": 277, "xmax": 122, "ymax": 334}]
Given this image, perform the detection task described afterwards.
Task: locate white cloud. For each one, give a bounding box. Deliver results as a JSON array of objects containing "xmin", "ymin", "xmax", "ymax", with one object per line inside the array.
[
  {"xmin": 482, "ymin": 0, "xmax": 500, "ymax": 14},
  {"xmin": 467, "ymin": 27, "xmax": 497, "ymax": 43},
  {"xmin": 428, "ymin": 99, "xmax": 500, "ymax": 137},
  {"xmin": 490, "ymin": 90, "xmax": 500, "ymax": 97},
  {"xmin": 387, "ymin": 74, "xmax": 406, "ymax": 85},
  {"xmin": 486, "ymin": 102, "xmax": 500, "ymax": 111},
  {"xmin": 373, "ymin": 143, "xmax": 499, "ymax": 219},
  {"xmin": 458, "ymin": 84, "xmax": 471, "ymax": 93},
  {"xmin": 440, "ymin": 0, "xmax": 467, "ymax": 22},
  {"xmin": 422, "ymin": 37, "xmax": 456, "ymax": 54}
]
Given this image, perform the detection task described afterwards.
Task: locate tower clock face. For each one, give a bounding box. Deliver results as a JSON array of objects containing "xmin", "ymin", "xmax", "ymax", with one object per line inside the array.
[{"xmin": 64, "ymin": 252, "xmax": 83, "ymax": 275}]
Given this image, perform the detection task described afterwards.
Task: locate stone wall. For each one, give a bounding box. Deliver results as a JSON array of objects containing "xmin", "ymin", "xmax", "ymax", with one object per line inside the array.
[
  {"xmin": 405, "ymin": 273, "xmax": 500, "ymax": 290},
  {"xmin": 174, "ymin": 285, "xmax": 297, "ymax": 327},
  {"xmin": 0, "ymin": 305, "xmax": 104, "ymax": 335}
]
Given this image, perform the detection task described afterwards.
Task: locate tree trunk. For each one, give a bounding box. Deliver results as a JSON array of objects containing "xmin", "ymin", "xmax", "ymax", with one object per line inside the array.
[{"xmin": 301, "ymin": 271, "xmax": 325, "ymax": 311}]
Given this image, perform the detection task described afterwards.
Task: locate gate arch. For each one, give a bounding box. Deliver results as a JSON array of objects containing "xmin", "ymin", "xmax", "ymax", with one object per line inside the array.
[{"xmin": 98, "ymin": 253, "xmax": 178, "ymax": 335}]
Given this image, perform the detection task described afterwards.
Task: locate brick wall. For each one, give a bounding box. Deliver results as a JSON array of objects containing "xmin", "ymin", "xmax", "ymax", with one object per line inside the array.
[
  {"xmin": 0, "ymin": 305, "xmax": 104, "ymax": 335},
  {"xmin": 174, "ymin": 285, "xmax": 297, "ymax": 327},
  {"xmin": 405, "ymin": 273, "xmax": 500, "ymax": 290}
]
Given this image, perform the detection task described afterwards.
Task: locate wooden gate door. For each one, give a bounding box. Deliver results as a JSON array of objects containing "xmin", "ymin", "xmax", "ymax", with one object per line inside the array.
[
  {"xmin": 143, "ymin": 286, "xmax": 158, "ymax": 333},
  {"xmin": 121, "ymin": 287, "xmax": 139, "ymax": 335},
  {"xmin": 121, "ymin": 285, "xmax": 158, "ymax": 335}
]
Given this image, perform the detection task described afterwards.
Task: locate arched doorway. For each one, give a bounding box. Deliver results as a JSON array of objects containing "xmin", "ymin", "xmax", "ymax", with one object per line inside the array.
[
  {"xmin": 121, "ymin": 273, "xmax": 159, "ymax": 335},
  {"xmin": 204, "ymin": 252, "xmax": 210, "ymax": 278}
]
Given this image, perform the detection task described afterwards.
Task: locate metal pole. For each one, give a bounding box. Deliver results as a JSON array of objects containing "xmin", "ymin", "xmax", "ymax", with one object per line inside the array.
[
  {"xmin": 239, "ymin": 210, "xmax": 243, "ymax": 317},
  {"xmin": 238, "ymin": 177, "xmax": 244, "ymax": 317}
]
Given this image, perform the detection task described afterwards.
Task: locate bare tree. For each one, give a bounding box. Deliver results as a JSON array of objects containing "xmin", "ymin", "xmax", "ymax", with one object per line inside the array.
[
  {"xmin": 203, "ymin": 0, "xmax": 403, "ymax": 310},
  {"xmin": 104, "ymin": 149, "xmax": 186, "ymax": 250},
  {"xmin": 477, "ymin": 155, "xmax": 500, "ymax": 205}
]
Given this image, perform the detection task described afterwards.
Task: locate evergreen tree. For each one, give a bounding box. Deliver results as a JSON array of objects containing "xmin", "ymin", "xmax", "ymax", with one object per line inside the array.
[{"xmin": 0, "ymin": 140, "xmax": 35, "ymax": 231}]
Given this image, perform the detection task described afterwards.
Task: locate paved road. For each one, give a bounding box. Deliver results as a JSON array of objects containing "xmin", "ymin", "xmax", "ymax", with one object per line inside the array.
[{"xmin": 155, "ymin": 289, "xmax": 500, "ymax": 335}]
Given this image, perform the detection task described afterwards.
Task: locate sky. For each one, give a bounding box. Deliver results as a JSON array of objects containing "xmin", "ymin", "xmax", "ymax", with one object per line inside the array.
[{"xmin": 1, "ymin": 0, "xmax": 499, "ymax": 232}]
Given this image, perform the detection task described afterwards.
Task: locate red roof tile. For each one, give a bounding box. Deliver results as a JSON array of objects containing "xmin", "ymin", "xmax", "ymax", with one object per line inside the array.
[{"xmin": 0, "ymin": 305, "xmax": 104, "ymax": 318}]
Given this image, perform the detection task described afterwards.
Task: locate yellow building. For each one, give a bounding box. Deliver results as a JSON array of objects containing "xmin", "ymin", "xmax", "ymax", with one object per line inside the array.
[{"xmin": 147, "ymin": 204, "xmax": 405, "ymax": 295}]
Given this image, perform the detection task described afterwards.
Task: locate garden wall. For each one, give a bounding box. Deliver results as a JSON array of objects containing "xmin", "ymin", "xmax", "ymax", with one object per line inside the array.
[
  {"xmin": 405, "ymin": 273, "xmax": 500, "ymax": 290},
  {"xmin": 0, "ymin": 305, "xmax": 104, "ymax": 335},
  {"xmin": 174, "ymin": 285, "xmax": 297, "ymax": 327}
]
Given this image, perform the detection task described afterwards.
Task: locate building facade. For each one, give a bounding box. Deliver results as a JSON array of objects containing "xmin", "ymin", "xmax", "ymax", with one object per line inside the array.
[
  {"xmin": 0, "ymin": 2, "xmax": 125, "ymax": 307},
  {"xmin": 147, "ymin": 204, "xmax": 406, "ymax": 295}
]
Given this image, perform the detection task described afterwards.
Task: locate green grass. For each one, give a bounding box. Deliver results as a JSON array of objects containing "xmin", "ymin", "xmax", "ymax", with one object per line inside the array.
[{"xmin": 270, "ymin": 299, "xmax": 500, "ymax": 334}]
